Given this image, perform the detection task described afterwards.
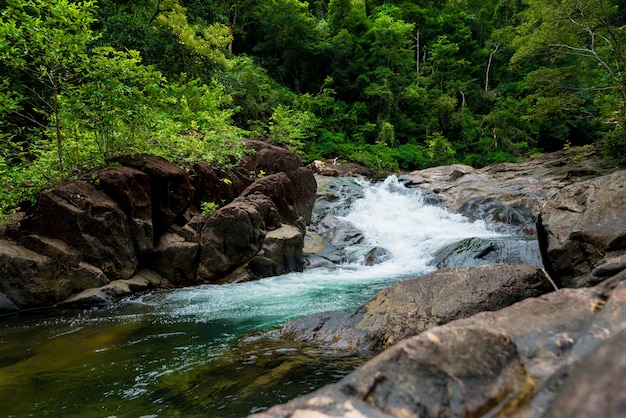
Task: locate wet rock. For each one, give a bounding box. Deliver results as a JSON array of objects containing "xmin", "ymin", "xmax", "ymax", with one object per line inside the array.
[
  {"xmin": 279, "ymin": 264, "xmax": 553, "ymax": 351},
  {"xmin": 364, "ymin": 247, "xmax": 392, "ymax": 266},
  {"xmin": 0, "ymin": 292, "xmax": 19, "ymax": 314},
  {"xmin": 432, "ymin": 237, "xmax": 543, "ymax": 269},
  {"xmin": 149, "ymin": 232, "xmax": 200, "ymax": 285},
  {"xmin": 316, "ymin": 215, "xmax": 363, "ymax": 246},
  {"xmin": 312, "ymin": 177, "xmax": 365, "ymax": 223},
  {"xmin": 538, "ymin": 170, "xmax": 626, "ymax": 288},
  {"xmin": 459, "ymin": 196, "xmax": 536, "ymax": 234}
]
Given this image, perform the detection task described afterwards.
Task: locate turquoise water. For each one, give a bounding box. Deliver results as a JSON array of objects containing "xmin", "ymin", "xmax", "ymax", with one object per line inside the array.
[{"xmin": 0, "ymin": 177, "xmax": 500, "ymax": 417}]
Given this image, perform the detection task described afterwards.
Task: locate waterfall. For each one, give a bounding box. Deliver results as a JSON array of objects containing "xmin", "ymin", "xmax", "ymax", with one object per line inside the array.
[{"xmin": 144, "ymin": 175, "xmax": 500, "ymax": 329}]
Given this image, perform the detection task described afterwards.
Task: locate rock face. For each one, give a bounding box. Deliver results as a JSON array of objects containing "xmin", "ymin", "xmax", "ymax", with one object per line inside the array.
[
  {"xmin": 251, "ymin": 154, "xmax": 626, "ymax": 418},
  {"xmin": 279, "ymin": 264, "xmax": 554, "ymax": 351},
  {"xmin": 400, "ymin": 151, "xmax": 613, "ymax": 235},
  {"xmin": 537, "ymin": 170, "xmax": 626, "ymax": 288},
  {"xmin": 253, "ymin": 272, "xmax": 626, "ymax": 418},
  {"xmin": 0, "ymin": 140, "xmax": 316, "ymax": 310}
]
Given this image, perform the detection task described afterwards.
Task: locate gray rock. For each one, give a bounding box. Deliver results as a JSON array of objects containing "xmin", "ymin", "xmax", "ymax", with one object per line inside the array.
[
  {"xmin": 0, "ymin": 292, "xmax": 19, "ymax": 314},
  {"xmin": 253, "ymin": 275, "xmax": 626, "ymax": 418},
  {"xmin": 279, "ymin": 264, "xmax": 553, "ymax": 351},
  {"xmin": 538, "ymin": 170, "xmax": 626, "ymax": 288},
  {"xmin": 432, "ymin": 236, "xmax": 543, "ymax": 269},
  {"xmin": 544, "ymin": 328, "xmax": 626, "ymax": 418}
]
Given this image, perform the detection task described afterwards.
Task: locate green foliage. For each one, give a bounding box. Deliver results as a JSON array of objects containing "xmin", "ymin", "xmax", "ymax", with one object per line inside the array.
[
  {"xmin": 201, "ymin": 201, "xmax": 220, "ymax": 217},
  {"xmin": 3, "ymin": 0, "xmax": 626, "ymax": 220},
  {"xmin": 425, "ymin": 132, "xmax": 456, "ymax": 166},
  {"xmin": 267, "ymin": 105, "xmax": 318, "ymax": 155}
]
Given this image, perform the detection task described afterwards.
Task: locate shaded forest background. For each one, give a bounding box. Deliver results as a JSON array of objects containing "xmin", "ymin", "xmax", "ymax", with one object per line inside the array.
[{"xmin": 1, "ymin": 0, "xmax": 626, "ymax": 217}]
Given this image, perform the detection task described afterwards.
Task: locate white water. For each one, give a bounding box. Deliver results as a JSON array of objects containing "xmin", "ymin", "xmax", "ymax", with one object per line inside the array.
[{"xmin": 132, "ymin": 175, "xmax": 500, "ymax": 330}]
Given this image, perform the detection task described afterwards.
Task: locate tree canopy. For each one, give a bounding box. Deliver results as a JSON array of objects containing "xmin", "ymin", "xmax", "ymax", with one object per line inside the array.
[{"xmin": 1, "ymin": 0, "xmax": 625, "ymax": 217}]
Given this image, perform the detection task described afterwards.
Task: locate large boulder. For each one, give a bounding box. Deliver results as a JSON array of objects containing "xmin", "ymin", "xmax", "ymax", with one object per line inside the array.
[
  {"xmin": 243, "ymin": 140, "xmax": 317, "ymax": 223},
  {"xmin": 196, "ymin": 193, "xmax": 281, "ymax": 282},
  {"xmin": 112, "ymin": 154, "xmax": 194, "ymax": 235},
  {"xmin": 400, "ymin": 150, "xmax": 612, "ymax": 235},
  {"xmin": 0, "ymin": 240, "xmax": 108, "ymax": 308},
  {"xmin": 89, "ymin": 166, "xmax": 154, "ymax": 254},
  {"xmin": 538, "ymin": 170, "xmax": 626, "ymax": 288},
  {"xmin": 279, "ymin": 264, "xmax": 554, "ymax": 351},
  {"xmin": 223, "ymin": 224, "xmax": 305, "ymax": 283},
  {"xmin": 149, "ymin": 232, "xmax": 200, "ymax": 285},
  {"xmin": 243, "ymin": 139, "xmax": 303, "ymax": 175},
  {"xmin": 189, "ymin": 162, "xmax": 251, "ymax": 207},
  {"xmin": 252, "ymin": 273, "xmax": 626, "ymax": 418},
  {"xmin": 432, "ymin": 236, "xmax": 543, "ymax": 269},
  {"xmin": 21, "ymin": 180, "xmax": 137, "ymax": 280},
  {"xmin": 240, "ymin": 172, "xmax": 301, "ymax": 226}
]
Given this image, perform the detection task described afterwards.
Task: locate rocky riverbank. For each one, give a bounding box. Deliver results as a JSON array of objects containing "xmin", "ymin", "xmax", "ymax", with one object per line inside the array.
[
  {"xmin": 253, "ymin": 150, "xmax": 626, "ymax": 418},
  {"xmin": 0, "ymin": 139, "xmax": 316, "ymax": 311}
]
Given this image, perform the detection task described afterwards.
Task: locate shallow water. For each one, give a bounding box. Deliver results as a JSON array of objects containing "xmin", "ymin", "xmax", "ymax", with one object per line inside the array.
[{"xmin": 0, "ymin": 176, "xmax": 501, "ymax": 417}]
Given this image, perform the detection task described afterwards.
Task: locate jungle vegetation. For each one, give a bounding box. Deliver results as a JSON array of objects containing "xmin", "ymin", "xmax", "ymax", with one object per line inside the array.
[{"xmin": 1, "ymin": 0, "xmax": 625, "ymax": 217}]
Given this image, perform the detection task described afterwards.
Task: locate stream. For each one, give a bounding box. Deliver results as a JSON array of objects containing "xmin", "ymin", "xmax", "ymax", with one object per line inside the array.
[{"xmin": 0, "ymin": 176, "xmax": 501, "ymax": 417}]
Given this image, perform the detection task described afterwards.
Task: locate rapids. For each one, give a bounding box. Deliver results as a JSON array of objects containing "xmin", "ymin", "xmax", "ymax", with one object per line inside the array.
[{"xmin": 0, "ymin": 176, "xmax": 501, "ymax": 417}]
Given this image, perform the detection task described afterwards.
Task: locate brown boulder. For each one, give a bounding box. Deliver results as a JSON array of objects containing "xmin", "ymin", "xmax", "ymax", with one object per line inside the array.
[
  {"xmin": 248, "ymin": 224, "xmax": 305, "ymax": 277},
  {"xmin": 241, "ymin": 172, "xmax": 300, "ymax": 225},
  {"xmin": 149, "ymin": 232, "xmax": 200, "ymax": 285},
  {"xmin": 197, "ymin": 193, "xmax": 281, "ymax": 282},
  {"xmin": 0, "ymin": 240, "xmax": 108, "ymax": 308},
  {"xmin": 243, "ymin": 139, "xmax": 303, "ymax": 175},
  {"xmin": 22, "ymin": 180, "xmax": 137, "ymax": 279},
  {"xmin": 538, "ymin": 170, "xmax": 626, "ymax": 288},
  {"xmin": 113, "ymin": 154, "xmax": 193, "ymax": 234},
  {"xmin": 190, "ymin": 162, "xmax": 251, "ymax": 207},
  {"xmin": 90, "ymin": 166, "xmax": 154, "ymax": 254}
]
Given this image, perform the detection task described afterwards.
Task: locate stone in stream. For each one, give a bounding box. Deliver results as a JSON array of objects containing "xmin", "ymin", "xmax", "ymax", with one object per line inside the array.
[{"xmin": 252, "ymin": 272, "xmax": 626, "ymax": 418}]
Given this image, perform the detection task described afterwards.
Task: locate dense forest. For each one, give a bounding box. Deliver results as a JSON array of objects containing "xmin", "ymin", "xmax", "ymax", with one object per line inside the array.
[{"xmin": 1, "ymin": 0, "xmax": 626, "ymax": 218}]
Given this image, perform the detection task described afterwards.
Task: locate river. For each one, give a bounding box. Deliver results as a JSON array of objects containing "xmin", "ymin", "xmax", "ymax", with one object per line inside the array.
[{"xmin": 0, "ymin": 176, "xmax": 500, "ymax": 417}]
